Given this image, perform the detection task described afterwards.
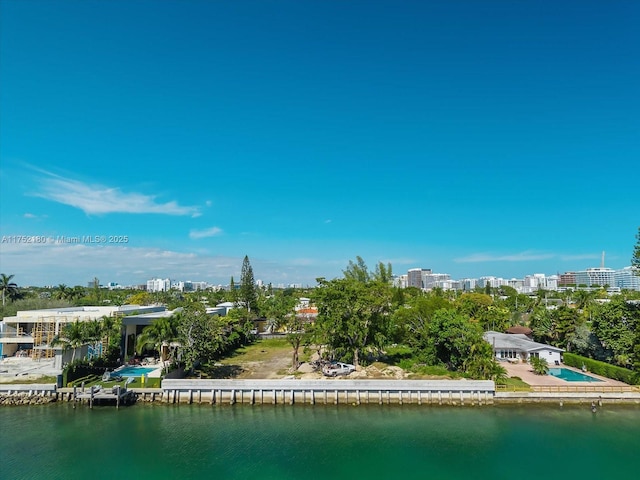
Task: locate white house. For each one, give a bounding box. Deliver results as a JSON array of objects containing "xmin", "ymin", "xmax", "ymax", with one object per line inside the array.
[
  {"xmin": 0, "ymin": 305, "xmax": 165, "ymax": 368},
  {"xmin": 484, "ymin": 331, "xmax": 564, "ymax": 365}
]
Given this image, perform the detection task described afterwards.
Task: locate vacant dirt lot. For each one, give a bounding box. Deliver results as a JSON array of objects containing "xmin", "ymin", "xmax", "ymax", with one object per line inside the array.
[{"xmin": 210, "ymin": 338, "xmax": 415, "ymax": 380}]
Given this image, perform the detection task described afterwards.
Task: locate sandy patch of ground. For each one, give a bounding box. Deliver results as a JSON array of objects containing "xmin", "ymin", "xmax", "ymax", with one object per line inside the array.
[{"xmin": 215, "ymin": 343, "xmax": 415, "ymax": 380}]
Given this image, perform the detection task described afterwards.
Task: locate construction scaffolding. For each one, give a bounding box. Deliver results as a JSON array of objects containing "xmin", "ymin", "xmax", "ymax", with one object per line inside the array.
[{"xmin": 31, "ymin": 316, "xmax": 57, "ymax": 360}]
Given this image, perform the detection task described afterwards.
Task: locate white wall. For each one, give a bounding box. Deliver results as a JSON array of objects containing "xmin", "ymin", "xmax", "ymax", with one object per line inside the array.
[{"xmin": 530, "ymin": 349, "xmax": 562, "ymax": 365}]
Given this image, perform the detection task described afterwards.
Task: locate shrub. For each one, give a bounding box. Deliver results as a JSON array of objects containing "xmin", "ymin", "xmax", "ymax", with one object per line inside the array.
[{"xmin": 563, "ymin": 352, "xmax": 640, "ymax": 385}]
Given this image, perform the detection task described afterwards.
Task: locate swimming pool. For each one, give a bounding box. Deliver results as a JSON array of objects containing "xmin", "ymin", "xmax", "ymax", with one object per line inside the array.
[
  {"xmin": 548, "ymin": 368, "xmax": 602, "ymax": 382},
  {"xmin": 111, "ymin": 366, "xmax": 158, "ymax": 377}
]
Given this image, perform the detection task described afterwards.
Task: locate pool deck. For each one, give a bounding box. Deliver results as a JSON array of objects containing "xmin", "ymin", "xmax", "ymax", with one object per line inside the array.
[
  {"xmin": 111, "ymin": 362, "xmax": 165, "ymax": 378},
  {"xmin": 501, "ymin": 361, "xmax": 629, "ymax": 389}
]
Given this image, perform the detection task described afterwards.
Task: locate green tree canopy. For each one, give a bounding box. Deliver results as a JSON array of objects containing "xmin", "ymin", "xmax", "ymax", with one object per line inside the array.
[
  {"xmin": 591, "ymin": 296, "xmax": 639, "ymax": 367},
  {"xmin": 136, "ymin": 315, "xmax": 181, "ymax": 362},
  {"xmin": 0, "ymin": 273, "xmax": 18, "ymax": 306},
  {"xmin": 632, "ymin": 227, "xmax": 640, "ymax": 275},
  {"xmin": 342, "ymin": 256, "xmax": 371, "ymax": 283},
  {"xmin": 52, "ymin": 321, "xmax": 92, "ymax": 363},
  {"xmin": 426, "ymin": 309, "xmax": 486, "ymax": 371},
  {"xmin": 238, "ymin": 255, "xmax": 258, "ymax": 315},
  {"xmin": 313, "ymin": 277, "xmax": 392, "ymax": 367}
]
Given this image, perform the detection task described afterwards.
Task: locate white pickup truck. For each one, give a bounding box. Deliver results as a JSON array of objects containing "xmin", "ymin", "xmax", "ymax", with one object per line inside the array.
[{"xmin": 322, "ymin": 362, "xmax": 356, "ymax": 377}]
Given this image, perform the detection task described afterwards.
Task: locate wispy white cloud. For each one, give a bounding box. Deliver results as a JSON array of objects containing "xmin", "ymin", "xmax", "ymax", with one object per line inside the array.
[
  {"xmin": 454, "ymin": 251, "xmax": 555, "ymax": 263},
  {"xmin": 324, "ymin": 219, "xmax": 332, "ymax": 224},
  {"xmin": 290, "ymin": 258, "xmax": 316, "ymax": 266},
  {"xmin": 559, "ymin": 253, "xmax": 601, "ymax": 261},
  {"xmin": 0, "ymin": 243, "xmax": 332, "ymax": 287},
  {"xmin": 189, "ymin": 227, "xmax": 223, "ymax": 239},
  {"xmin": 23, "ymin": 212, "xmax": 47, "ymax": 219},
  {"xmin": 33, "ymin": 171, "xmax": 200, "ymax": 216},
  {"xmin": 380, "ymin": 257, "xmax": 417, "ymax": 266}
]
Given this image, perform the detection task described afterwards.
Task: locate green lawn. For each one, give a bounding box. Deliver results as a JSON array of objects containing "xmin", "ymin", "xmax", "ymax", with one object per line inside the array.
[
  {"xmin": 218, "ymin": 338, "xmax": 291, "ymax": 363},
  {"xmin": 497, "ymin": 376, "xmax": 531, "ymax": 391}
]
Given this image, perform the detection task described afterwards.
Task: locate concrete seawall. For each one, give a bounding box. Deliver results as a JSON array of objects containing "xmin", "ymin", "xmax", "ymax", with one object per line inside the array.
[
  {"xmin": 495, "ymin": 391, "xmax": 640, "ymax": 405},
  {"xmin": 159, "ymin": 379, "xmax": 496, "ymax": 405},
  {"xmin": 4, "ymin": 380, "xmax": 640, "ymax": 406}
]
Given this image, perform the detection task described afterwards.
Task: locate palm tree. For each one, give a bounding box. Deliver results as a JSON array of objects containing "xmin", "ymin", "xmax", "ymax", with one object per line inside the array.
[
  {"xmin": 51, "ymin": 321, "xmax": 89, "ymax": 363},
  {"xmin": 53, "ymin": 284, "xmax": 71, "ymax": 301},
  {"xmin": 530, "ymin": 356, "xmax": 549, "ymax": 375},
  {"xmin": 0, "ymin": 273, "xmax": 18, "ymax": 306},
  {"xmin": 99, "ymin": 315, "xmax": 121, "ymax": 354},
  {"xmin": 491, "ymin": 363, "xmax": 508, "ymax": 384},
  {"xmin": 136, "ymin": 315, "xmax": 180, "ymax": 362},
  {"xmin": 573, "ymin": 289, "xmax": 595, "ymax": 312}
]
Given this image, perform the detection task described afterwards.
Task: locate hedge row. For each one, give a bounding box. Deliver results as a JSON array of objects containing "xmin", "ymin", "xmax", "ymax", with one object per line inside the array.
[
  {"xmin": 62, "ymin": 357, "xmax": 120, "ymax": 385},
  {"xmin": 62, "ymin": 364, "xmax": 108, "ymax": 386},
  {"xmin": 563, "ymin": 352, "xmax": 640, "ymax": 385}
]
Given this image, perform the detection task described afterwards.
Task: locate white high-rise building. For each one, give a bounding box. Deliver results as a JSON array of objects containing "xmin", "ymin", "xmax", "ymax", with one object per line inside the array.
[
  {"xmin": 394, "ymin": 275, "xmax": 408, "ymax": 288},
  {"xmin": 574, "ymin": 268, "xmax": 615, "ymax": 288},
  {"xmin": 407, "ymin": 268, "xmax": 431, "ymax": 289},
  {"xmin": 147, "ymin": 278, "xmax": 171, "ymax": 292},
  {"xmin": 460, "ymin": 278, "xmax": 477, "ymax": 291},
  {"xmin": 615, "ymin": 267, "xmax": 640, "ymax": 291},
  {"xmin": 478, "ymin": 276, "xmax": 506, "ymax": 288},
  {"xmin": 422, "ymin": 273, "xmax": 451, "ymax": 290}
]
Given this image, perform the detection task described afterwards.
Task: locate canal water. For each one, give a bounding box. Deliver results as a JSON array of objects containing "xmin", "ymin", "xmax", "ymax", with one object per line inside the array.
[{"xmin": 1, "ymin": 403, "xmax": 637, "ymax": 479}]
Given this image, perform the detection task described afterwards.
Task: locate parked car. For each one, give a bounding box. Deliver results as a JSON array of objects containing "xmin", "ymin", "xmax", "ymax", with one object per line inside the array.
[{"xmin": 322, "ymin": 362, "xmax": 356, "ymax": 377}]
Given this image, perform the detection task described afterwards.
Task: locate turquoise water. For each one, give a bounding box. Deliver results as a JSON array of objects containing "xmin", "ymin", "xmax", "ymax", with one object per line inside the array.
[
  {"xmin": 112, "ymin": 366, "xmax": 157, "ymax": 377},
  {"xmin": 549, "ymin": 367, "xmax": 602, "ymax": 382},
  {"xmin": 1, "ymin": 403, "xmax": 637, "ymax": 479}
]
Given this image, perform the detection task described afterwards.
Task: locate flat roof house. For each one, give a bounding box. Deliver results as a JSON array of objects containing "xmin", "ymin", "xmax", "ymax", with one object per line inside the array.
[
  {"xmin": 484, "ymin": 331, "xmax": 564, "ymax": 365},
  {"xmin": 0, "ymin": 305, "xmax": 165, "ymax": 367}
]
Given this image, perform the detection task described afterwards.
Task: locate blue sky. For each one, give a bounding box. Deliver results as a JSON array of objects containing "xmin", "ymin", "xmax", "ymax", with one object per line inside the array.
[{"xmin": 1, "ymin": 0, "xmax": 638, "ymax": 287}]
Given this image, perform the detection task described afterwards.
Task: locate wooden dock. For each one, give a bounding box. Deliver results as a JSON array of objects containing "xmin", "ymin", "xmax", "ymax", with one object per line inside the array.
[{"xmin": 74, "ymin": 385, "xmax": 136, "ymax": 408}]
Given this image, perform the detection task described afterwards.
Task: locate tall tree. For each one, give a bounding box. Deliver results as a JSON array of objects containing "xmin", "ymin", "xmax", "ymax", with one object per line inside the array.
[
  {"xmin": 136, "ymin": 315, "xmax": 181, "ymax": 362},
  {"xmin": 426, "ymin": 309, "xmax": 486, "ymax": 371},
  {"xmin": 53, "ymin": 284, "xmax": 71, "ymax": 301},
  {"xmin": 238, "ymin": 256, "xmax": 258, "ymax": 315},
  {"xmin": 590, "ymin": 296, "xmax": 639, "ymax": 366},
  {"xmin": 228, "ymin": 276, "xmax": 237, "ymax": 303},
  {"xmin": 632, "ymin": 226, "xmax": 640, "ymax": 275},
  {"xmin": 391, "ymin": 293, "xmax": 452, "ymax": 350},
  {"xmin": 100, "ymin": 315, "xmax": 122, "ymax": 356},
  {"xmin": 285, "ymin": 309, "xmax": 308, "ymax": 371},
  {"xmin": 314, "ymin": 277, "xmax": 392, "ymax": 367},
  {"xmin": 372, "ymin": 261, "xmax": 393, "ymax": 284},
  {"xmin": 51, "ymin": 321, "xmax": 90, "ymax": 363},
  {"xmin": 176, "ymin": 304, "xmax": 227, "ymax": 372},
  {"xmin": 342, "ymin": 256, "xmax": 370, "ymax": 283},
  {"xmin": 260, "ymin": 291, "xmax": 296, "ymax": 333},
  {"xmin": 0, "ymin": 273, "xmax": 18, "ymax": 306}
]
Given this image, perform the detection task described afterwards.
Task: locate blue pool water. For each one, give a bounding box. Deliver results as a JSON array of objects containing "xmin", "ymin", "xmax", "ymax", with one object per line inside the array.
[
  {"xmin": 111, "ymin": 366, "xmax": 157, "ymax": 377},
  {"xmin": 548, "ymin": 368, "xmax": 602, "ymax": 382}
]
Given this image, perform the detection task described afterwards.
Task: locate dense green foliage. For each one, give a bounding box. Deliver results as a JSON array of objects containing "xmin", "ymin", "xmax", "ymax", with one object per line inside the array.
[
  {"xmin": 563, "ymin": 352, "xmax": 640, "ymax": 385},
  {"xmin": 6, "ymin": 236, "xmax": 640, "ymax": 382},
  {"xmin": 0, "ymin": 273, "xmax": 19, "ymax": 306},
  {"xmin": 238, "ymin": 255, "xmax": 258, "ymax": 315},
  {"xmin": 313, "ymin": 276, "xmax": 392, "ymax": 366},
  {"xmin": 632, "ymin": 227, "xmax": 640, "ymax": 274},
  {"xmin": 530, "ymin": 356, "xmax": 549, "ymax": 375}
]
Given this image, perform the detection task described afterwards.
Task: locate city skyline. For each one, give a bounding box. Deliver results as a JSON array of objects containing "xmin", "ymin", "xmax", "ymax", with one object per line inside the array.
[{"xmin": 1, "ymin": 1, "xmax": 639, "ymax": 287}]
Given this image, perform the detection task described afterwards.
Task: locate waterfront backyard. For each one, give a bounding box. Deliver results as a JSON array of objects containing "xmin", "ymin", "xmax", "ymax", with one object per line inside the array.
[{"xmin": 2, "ymin": 338, "xmax": 637, "ymax": 396}]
